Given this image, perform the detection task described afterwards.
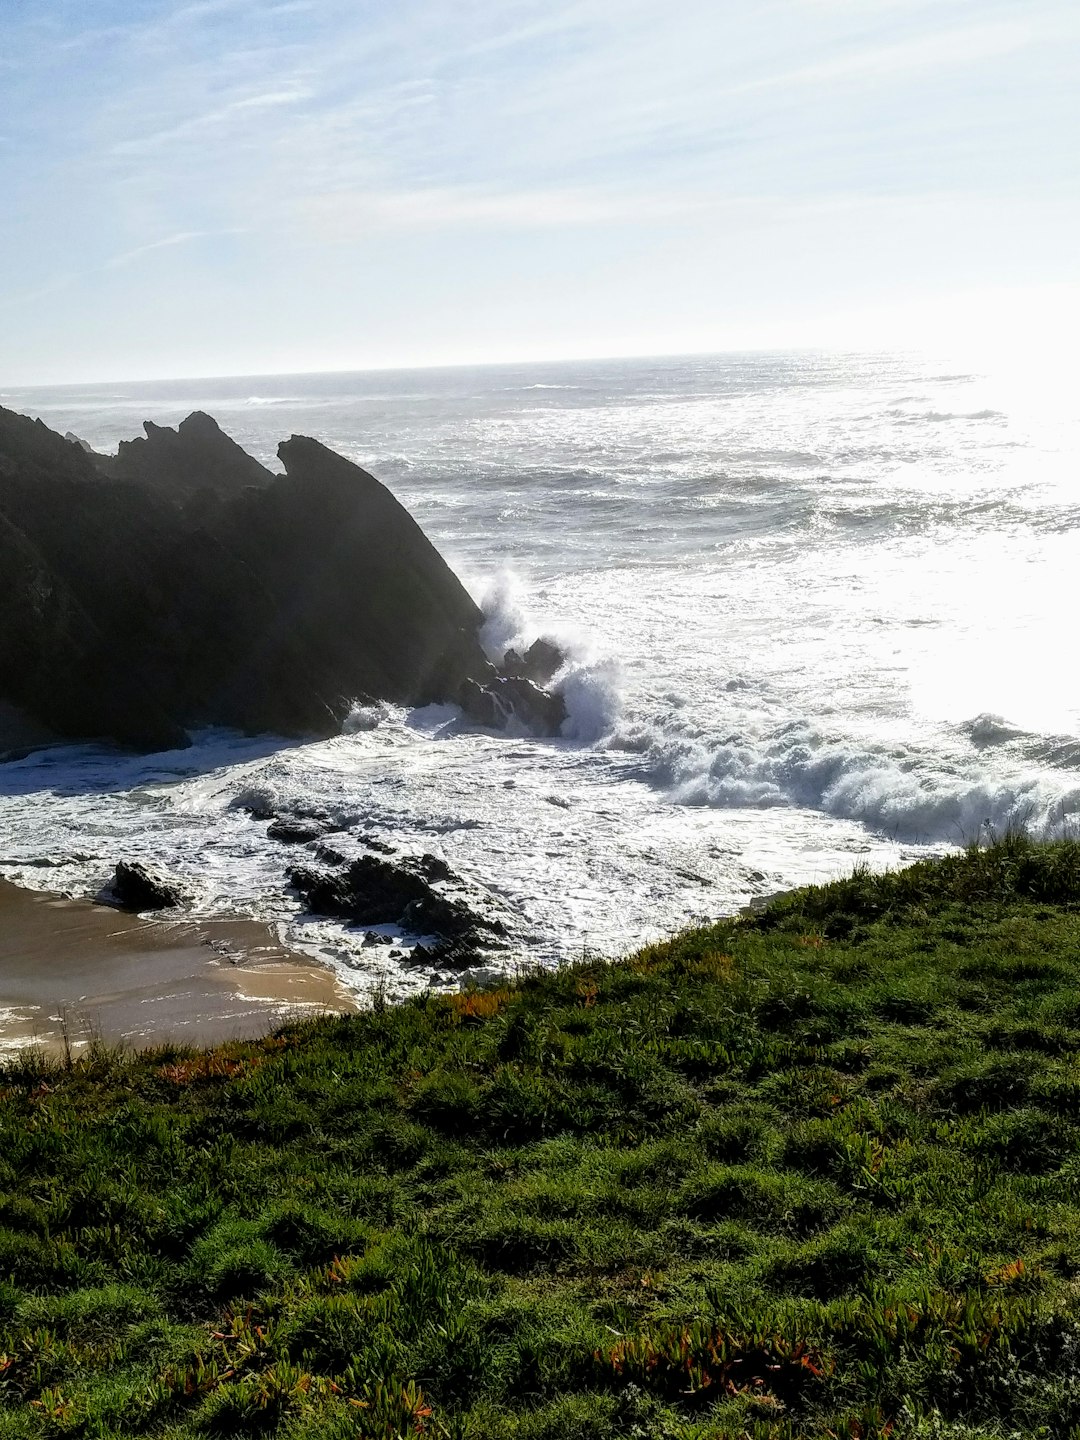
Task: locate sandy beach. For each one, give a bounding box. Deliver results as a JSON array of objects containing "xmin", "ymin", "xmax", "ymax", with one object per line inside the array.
[{"xmin": 0, "ymin": 879, "xmax": 356, "ymax": 1059}]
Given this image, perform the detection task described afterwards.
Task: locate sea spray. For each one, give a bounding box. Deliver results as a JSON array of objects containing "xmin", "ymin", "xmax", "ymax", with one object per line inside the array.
[
  {"xmin": 472, "ymin": 566, "xmax": 624, "ymax": 742},
  {"xmin": 475, "ymin": 568, "xmax": 532, "ymax": 663}
]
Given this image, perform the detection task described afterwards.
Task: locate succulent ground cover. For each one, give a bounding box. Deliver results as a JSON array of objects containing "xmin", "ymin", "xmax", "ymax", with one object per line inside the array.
[{"xmin": 3, "ymin": 836, "xmax": 1080, "ymax": 1438}]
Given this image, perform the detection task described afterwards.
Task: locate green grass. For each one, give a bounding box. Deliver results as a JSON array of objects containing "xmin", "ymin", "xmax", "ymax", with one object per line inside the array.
[{"xmin": 3, "ymin": 834, "xmax": 1080, "ymax": 1438}]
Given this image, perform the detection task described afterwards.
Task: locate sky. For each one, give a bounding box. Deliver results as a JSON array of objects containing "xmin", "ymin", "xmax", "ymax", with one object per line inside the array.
[{"xmin": 1, "ymin": 0, "xmax": 1078, "ymax": 384}]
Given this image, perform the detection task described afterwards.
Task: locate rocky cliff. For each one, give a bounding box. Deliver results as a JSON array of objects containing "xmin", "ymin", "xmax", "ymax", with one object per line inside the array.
[
  {"xmin": 0, "ymin": 406, "xmax": 533, "ymax": 752},
  {"xmin": 93, "ymin": 411, "xmax": 275, "ymax": 495}
]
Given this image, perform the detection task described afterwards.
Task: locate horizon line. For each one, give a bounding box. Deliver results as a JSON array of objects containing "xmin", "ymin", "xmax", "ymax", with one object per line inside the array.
[{"xmin": 0, "ymin": 341, "xmax": 935, "ymax": 394}]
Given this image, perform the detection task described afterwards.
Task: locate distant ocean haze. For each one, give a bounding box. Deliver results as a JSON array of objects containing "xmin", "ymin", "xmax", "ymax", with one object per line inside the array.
[{"xmin": 2, "ymin": 351, "xmax": 1077, "ymax": 999}]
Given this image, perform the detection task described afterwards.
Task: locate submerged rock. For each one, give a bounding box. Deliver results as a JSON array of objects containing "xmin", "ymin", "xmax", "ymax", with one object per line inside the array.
[
  {"xmin": 266, "ymin": 816, "xmax": 332, "ymax": 844},
  {"xmin": 457, "ymin": 678, "xmax": 501, "ymax": 729},
  {"xmin": 408, "ymin": 938, "xmax": 500, "ymax": 971},
  {"xmin": 102, "ymin": 861, "xmax": 186, "ymax": 912},
  {"xmin": 458, "ymin": 637, "xmax": 568, "ymax": 735}
]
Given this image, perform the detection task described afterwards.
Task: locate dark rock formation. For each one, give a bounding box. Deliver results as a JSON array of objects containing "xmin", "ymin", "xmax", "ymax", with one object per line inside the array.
[
  {"xmin": 0, "ymin": 405, "xmax": 509, "ymax": 749},
  {"xmin": 267, "ymin": 815, "xmax": 332, "ymax": 844},
  {"xmin": 0, "ymin": 416, "xmax": 192, "ymax": 751},
  {"xmin": 458, "ymin": 673, "xmax": 567, "ymax": 736},
  {"xmin": 0, "ymin": 701, "xmax": 58, "ymax": 760},
  {"xmin": 457, "ymin": 678, "xmax": 501, "ymax": 729},
  {"xmin": 93, "ymin": 412, "xmax": 275, "ymax": 496},
  {"xmin": 458, "ymin": 637, "xmax": 569, "ymax": 734},
  {"xmin": 102, "ymin": 861, "xmax": 186, "ymax": 911},
  {"xmin": 236, "ymin": 434, "xmax": 494, "ymax": 712},
  {"xmin": 501, "ymin": 637, "xmax": 566, "ymax": 685},
  {"xmin": 289, "ymin": 852, "xmax": 505, "ymax": 957}
]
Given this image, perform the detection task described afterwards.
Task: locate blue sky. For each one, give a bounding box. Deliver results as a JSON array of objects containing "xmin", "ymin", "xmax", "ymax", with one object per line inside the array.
[{"xmin": 2, "ymin": 0, "xmax": 1078, "ymax": 383}]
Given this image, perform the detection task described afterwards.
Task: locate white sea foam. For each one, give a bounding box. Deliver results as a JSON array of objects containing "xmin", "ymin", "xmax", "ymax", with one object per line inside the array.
[{"xmin": 343, "ymin": 700, "xmax": 393, "ymax": 732}]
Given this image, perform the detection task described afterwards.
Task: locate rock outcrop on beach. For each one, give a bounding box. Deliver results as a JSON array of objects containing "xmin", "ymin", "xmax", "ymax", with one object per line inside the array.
[
  {"xmin": 102, "ymin": 861, "xmax": 187, "ymax": 912},
  {"xmin": 289, "ymin": 851, "xmax": 507, "ymax": 965},
  {"xmin": 0, "ymin": 405, "xmax": 566, "ymax": 751}
]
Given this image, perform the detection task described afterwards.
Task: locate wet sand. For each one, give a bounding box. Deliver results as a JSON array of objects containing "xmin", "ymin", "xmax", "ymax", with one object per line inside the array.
[{"xmin": 0, "ymin": 880, "xmax": 357, "ymax": 1058}]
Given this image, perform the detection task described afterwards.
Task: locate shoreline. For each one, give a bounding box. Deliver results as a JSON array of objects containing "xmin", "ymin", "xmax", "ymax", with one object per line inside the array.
[{"xmin": 0, "ymin": 879, "xmax": 357, "ymax": 1059}]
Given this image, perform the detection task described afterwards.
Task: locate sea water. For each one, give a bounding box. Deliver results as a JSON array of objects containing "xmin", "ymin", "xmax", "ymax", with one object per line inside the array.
[{"xmin": 1, "ymin": 351, "xmax": 1078, "ymax": 997}]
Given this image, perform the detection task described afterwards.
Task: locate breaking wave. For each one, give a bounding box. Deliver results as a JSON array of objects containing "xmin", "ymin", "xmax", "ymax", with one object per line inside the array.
[
  {"xmin": 610, "ymin": 714, "xmax": 1080, "ymax": 844},
  {"xmin": 467, "ymin": 573, "xmax": 1080, "ymax": 845},
  {"xmin": 474, "ymin": 569, "xmax": 623, "ymax": 742}
]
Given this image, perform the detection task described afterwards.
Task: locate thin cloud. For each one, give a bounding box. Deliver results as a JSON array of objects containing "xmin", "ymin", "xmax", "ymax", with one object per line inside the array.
[
  {"xmin": 112, "ymin": 88, "xmax": 310, "ymax": 156},
  {"xmin": 161, "ymin": 0, "xmax": 265, "ymax": 27},
  {"xmin": 298, "ymin": 184, "xmax": 707, "ymax": 234},
  {"xmin": 728, "ymin": 20, "xmax": 1034, "ymax": 94},
  {"xmin": 0, "ymin": 228, "xmax": 248, "ymax": 317},
  {"xmin": 106, "ymin": 229, "xmax": 247, "ymax": 269},
  {"xmin": 0, "ymin": 272, "xmax": 79, "ymax": 312}
]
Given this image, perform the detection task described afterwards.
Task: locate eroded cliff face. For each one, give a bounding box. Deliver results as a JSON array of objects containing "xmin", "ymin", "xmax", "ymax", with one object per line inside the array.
[{"xmin": 0, "ymin": 406, "xmax": 494, "ymax": 751}]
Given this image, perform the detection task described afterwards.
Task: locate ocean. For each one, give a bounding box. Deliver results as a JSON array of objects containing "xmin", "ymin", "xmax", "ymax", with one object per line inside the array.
[{"xmin": 2, "ymin": 350, "xmax": 1078, "ymax": 998}]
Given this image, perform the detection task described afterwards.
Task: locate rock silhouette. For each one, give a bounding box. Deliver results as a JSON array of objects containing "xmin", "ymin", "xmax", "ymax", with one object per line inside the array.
[
  {"xmin": 0, "ymin": 406, "xmax": 539, "ymax": 750},
  {"xmin": 94, "ymin": 411, "xmax": 275, "ymax": 496}
]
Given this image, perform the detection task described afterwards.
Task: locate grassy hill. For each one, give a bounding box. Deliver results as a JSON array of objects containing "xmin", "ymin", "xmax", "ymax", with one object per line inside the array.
[{"xmin": 3, "ymin": 836, "xmax": 1080, "ymax": 1439}]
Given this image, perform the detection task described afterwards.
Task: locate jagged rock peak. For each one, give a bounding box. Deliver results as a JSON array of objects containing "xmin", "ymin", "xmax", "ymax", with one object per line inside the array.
[
  {"xmin": 101, "ymin": 409, "xmax": 275, "ymax": 495},
  {"xmin": 0, "ymin": 405, "xmax": 101, "ymax": 483},
  {"xmin": 179, "ymin": 410, "xmax": 228, "ymax": 439}
]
